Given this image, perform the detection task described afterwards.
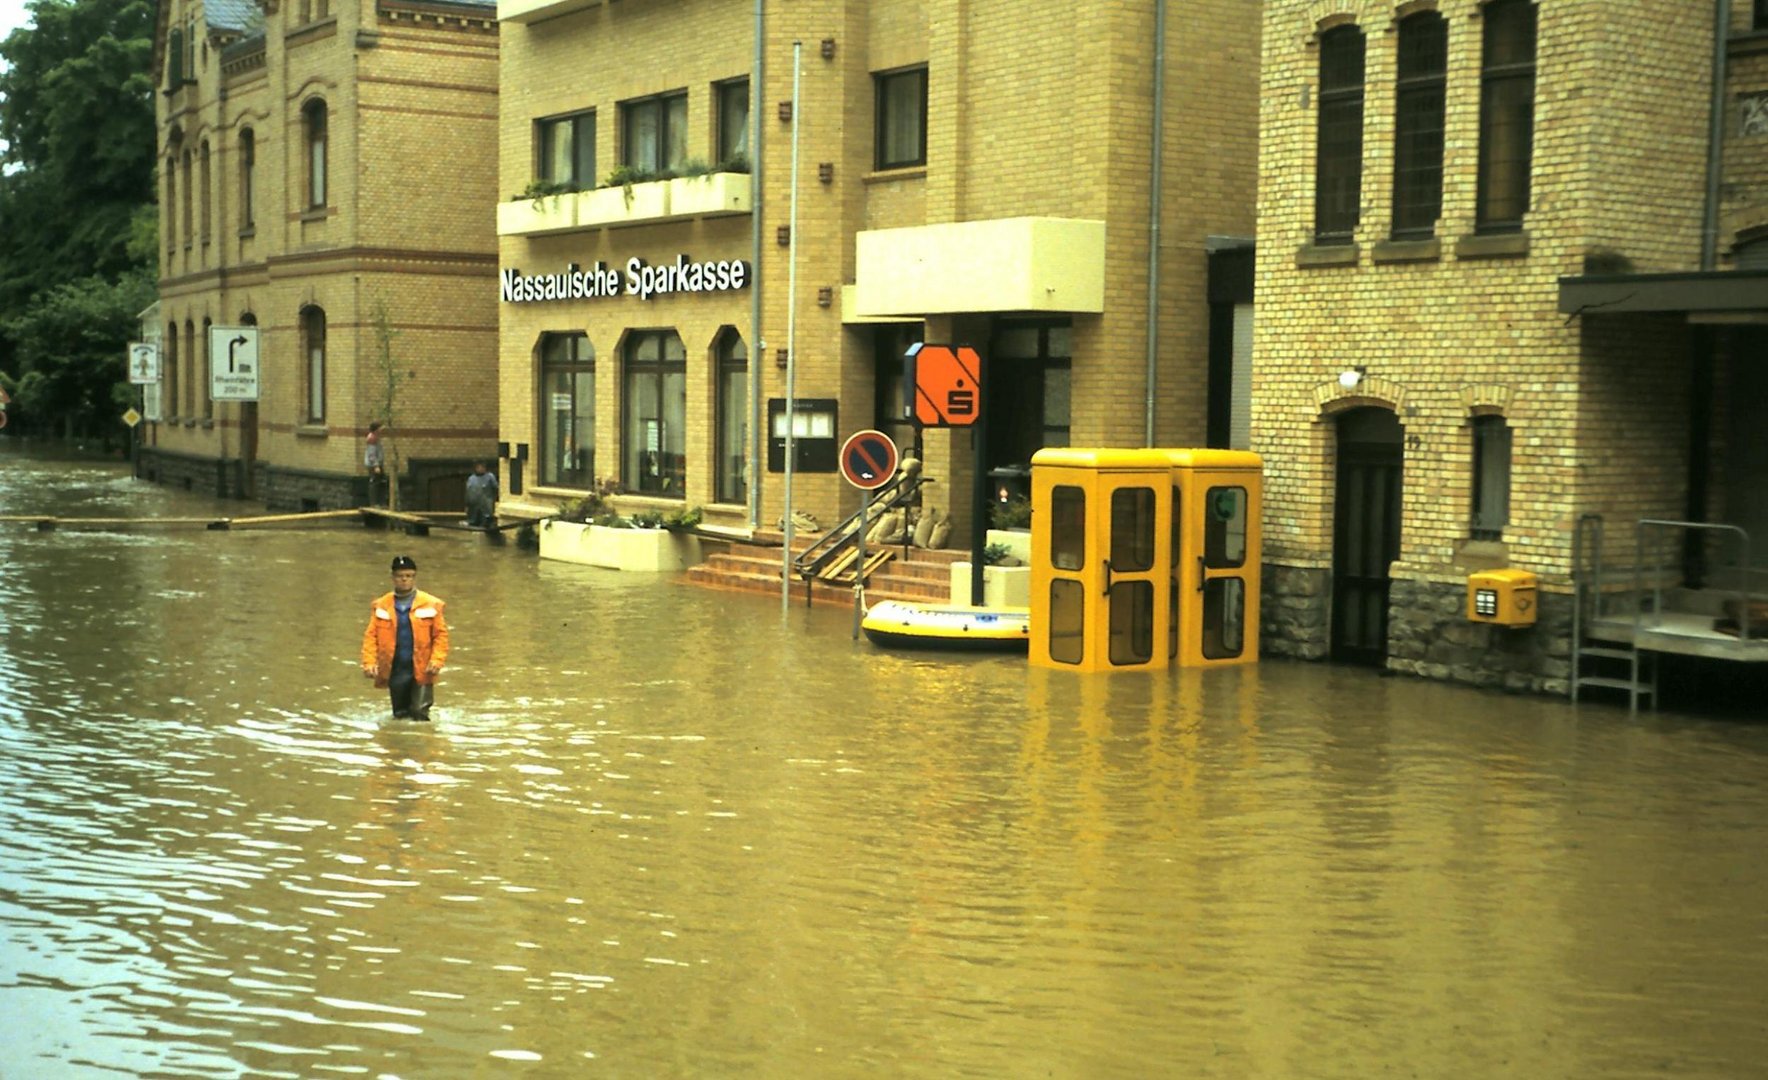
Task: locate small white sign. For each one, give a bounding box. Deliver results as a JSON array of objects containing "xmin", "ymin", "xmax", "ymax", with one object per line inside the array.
[
  {"xmin": 209, "ymin": 325, "xmax": 260, "ymax": 401},
  {"xmin": 550, "ymin": 392, "xmax": 573, "ymax": 413},
  {"xmin": 127, "ymin": 342, "xmax": 161, "ymax": 384}
]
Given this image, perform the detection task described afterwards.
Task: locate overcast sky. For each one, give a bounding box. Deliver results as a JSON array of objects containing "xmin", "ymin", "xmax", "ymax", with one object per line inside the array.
[{"xmin": 0, "ymin": 0, "xmax": 32, "ymax": 69}]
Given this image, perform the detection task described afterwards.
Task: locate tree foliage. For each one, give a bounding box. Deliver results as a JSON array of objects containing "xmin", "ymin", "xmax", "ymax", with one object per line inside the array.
[{"xmin": 0, "ymin": 0, "xmax": 158, "ymax": 436}]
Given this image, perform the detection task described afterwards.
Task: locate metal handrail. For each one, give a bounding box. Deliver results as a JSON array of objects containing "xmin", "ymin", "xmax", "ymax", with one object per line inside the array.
[
  {"xmin": 1633, "ymin": 519, "xmax": 1754, "ymax": 642},
  {"xmin": 792, "ymin": 472, "xmax": 931, "ymax": 582}
]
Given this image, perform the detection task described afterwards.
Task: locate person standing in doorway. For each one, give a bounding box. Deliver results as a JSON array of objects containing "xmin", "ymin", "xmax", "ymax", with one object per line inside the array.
[
  {"xmin": 360, "ymin": 555, "xmax": 449, "ymax": 721},
  {"xmin": 364, "ymin": 421, "xmax": 387, "ymax": 506},
  {"xmin": 464, "ymin": 460, "xmax": 499, "ymax": 529}
]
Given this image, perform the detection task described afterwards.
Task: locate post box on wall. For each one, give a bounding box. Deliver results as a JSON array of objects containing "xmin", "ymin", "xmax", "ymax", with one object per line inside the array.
[{"xmin": 1467, "ymin": 568, "xmax": 1537, "ymax": 627}]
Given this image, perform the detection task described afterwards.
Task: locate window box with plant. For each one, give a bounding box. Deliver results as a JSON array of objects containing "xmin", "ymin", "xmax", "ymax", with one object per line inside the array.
[{"xmin": 539, "ymin": 489, "xmax": 706, "ymax": 571}]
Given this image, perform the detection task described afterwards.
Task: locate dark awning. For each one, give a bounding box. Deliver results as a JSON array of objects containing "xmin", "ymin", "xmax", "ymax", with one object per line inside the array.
[{"xmin": 1559, "ymin": 269, "xmax": 1768, "ymax": 316}]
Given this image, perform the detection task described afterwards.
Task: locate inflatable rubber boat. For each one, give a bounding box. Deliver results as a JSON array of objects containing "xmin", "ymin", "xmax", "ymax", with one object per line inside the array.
[{"xmin": 860, "ymin": 600, "xmax": 1031, "ymax": 651}]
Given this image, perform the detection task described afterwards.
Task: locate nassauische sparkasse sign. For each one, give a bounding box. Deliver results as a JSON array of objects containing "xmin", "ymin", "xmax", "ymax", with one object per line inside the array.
[{"xmin": 501, "ymin": 254, "xmax": 751, "ymax": 304}]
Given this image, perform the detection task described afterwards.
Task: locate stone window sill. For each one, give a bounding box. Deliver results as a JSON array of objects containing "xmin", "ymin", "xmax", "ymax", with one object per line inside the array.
[
  {"xmin": 300, "ymin": 208, "xmax": 329, "ymax": 223},
  {"xmin": 863, "ymin": 166, "xmax": 927, "ymax": 184},
  {"xmin": 1454, "ymin": 538, "xmax": 1509, "ymax": 572},
  {"xmin": 295, "ymin": 423, "xmax": 328, "ymax": 438},
  {"xmin": 200, "ymin": 418, "xmax": 215, "ymax": 429},
  {"xmin": 1728, "ymin": 29, "xmax": 1768, "ymax": 57},
  {"xmin": 1372, "ymin": 237, "xmax": 1441, "ymax": 264},
  {"xmin": 238, "ymin": 226, "xmax": 256, "ymax": 239},
  {"xmin": 1295, "ymin": 242, "xmax": 1359, "ymax": 268},
  {"xmin": 1455, "ymin": 231, "xmax": 1530, "ymax": 260}
]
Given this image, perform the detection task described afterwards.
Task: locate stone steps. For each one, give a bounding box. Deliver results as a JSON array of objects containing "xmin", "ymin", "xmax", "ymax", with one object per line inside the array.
[{"xmin": 684, "ymin": 532, "xmax": 970, "ymax": 607}]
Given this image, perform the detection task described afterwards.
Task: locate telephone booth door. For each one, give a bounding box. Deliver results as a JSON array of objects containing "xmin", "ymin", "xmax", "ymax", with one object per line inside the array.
[
  {"xmin": 1031, "ymin": 449, "xmax": 1171, "ymax": 673},
  {"xmin": 1169, "ymin": 453, "xmax": 1262, "ymax": 668}
]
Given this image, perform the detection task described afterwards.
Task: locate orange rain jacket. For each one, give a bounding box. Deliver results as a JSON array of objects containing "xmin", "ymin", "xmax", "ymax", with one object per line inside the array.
[{"xmin": 360, "ymin": 590, "xmax": 449, "ymax": 687}]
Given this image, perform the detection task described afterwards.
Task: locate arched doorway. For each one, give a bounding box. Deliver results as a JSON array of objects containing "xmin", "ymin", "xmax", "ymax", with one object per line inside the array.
[{"xmin": 1331, "ymin": 406, "xmax": 1403, "ymax": 665}]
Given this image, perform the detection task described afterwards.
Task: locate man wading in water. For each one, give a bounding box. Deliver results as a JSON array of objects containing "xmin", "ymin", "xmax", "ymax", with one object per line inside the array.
[{"xmin": 360, "ymin": 555, "xmax": 449, "ymax": 721}]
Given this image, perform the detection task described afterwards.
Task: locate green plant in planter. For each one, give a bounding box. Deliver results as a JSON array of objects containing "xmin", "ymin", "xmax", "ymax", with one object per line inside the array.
[
  {"xmin": 674, "ymin": 157, "xmax": 714, "ymax": 179},
  {"xmin": 717, "ymin": 152, "xmax": 750, "ymax": 175},
  {"xmin": 662, "ymin": 505, "xmax": 703, "ymax": 530},
  {"xmin": 557, "ymin": 492, "xmax": 603, "ymax": 523},
  {"xmin": 629, "ymin": 510, "xmax": 665, "ymax": 530},
  {"xmin": 519, "ymin": 178, "xmax": 573, "ymax": 210},
  {"xmin": 981, "ymin": 542, "xmax": 1013, "ymax": 567},
  {"xmin": 592, "ymin": 511, "xmax": 629, "ymax": 528},
  {"xmin": 602, "ymin": 165, "xmax": 661, "ymax": 208},
  {"xmin": 989, "ymin": 494, "xmax": 1032, "ymax": 530}
]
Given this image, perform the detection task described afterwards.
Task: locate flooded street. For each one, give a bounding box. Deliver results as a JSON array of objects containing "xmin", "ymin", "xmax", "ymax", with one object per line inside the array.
[{"xmin": 3, "ymin": 449, "xmax": 1768, "ymax": 1077}]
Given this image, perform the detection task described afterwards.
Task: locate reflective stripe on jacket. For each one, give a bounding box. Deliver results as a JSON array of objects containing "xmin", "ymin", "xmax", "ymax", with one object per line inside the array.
[{"xmin": 360, "ymin": 590, "xmax": 449, "ymax": 687}]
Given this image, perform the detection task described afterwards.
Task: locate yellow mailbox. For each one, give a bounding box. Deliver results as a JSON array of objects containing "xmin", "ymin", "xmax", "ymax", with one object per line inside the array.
[
  {"xmin": 1029, "ymin": 448, "xmax": 1173, "ymax": 672},
  {"xmin": 1165, "ymin": 450, "xmax": 1263, "ymax": 667},
  {"xmin": 1467, "ymin": 568, "xmax": 1538, "ymax": 627}
]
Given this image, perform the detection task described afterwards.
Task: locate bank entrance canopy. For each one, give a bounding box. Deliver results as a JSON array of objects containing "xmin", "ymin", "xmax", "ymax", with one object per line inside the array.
[{"xmin": 851, "ymin": 217, "xmax": 1106, "ymax": 319}]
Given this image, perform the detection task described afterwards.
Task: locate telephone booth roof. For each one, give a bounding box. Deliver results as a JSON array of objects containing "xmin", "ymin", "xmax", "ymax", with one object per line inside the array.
[{"xmin": 1030, "ymin": 447, "xmax": 1173, "ymax": 470}]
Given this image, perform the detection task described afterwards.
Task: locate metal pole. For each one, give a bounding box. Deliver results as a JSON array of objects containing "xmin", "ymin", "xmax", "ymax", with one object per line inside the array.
[
  {"xmin": 747, "ymin": 0, "xmax": 765, "ymax": 528},
  {"xmin": 852, "ymin": 486, "xmax": 871, "ymax": 639},
  {"xmin": 1143, "ymin": 0, "xmax": 1168, "ymax": 445},
  {"xmin": 780, "ymin": 39, "xmax": 803, "ymax": 608},
  {"xmin": 970, "ymin": 349, "xmax": 988, "ymax": 607}
]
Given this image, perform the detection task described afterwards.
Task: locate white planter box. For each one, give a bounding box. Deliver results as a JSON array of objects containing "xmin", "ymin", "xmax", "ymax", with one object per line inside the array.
[
  {"xmin": 667, "ymin": 172, "xmax": 752, "ymax": 218},
  {"xmin": 496, "ymin": 192, "xmax": 583, "ymax": 236},
  {"xmin": 949, "ymin": 562, "xmax": 1031, "ymax": 608},
  {"xmin": 579, "ymin": 180, "xmax": 672, "ymax": 228},
  {"xmin": 539, "ymin": 520, "xmax": 703, "ymax": 571},
  {"xmin": 985, "ymin": 528, "xmax": 1033, "ymax": 565}
]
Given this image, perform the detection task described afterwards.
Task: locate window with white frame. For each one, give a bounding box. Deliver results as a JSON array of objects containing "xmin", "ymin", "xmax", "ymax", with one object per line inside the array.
[
  {"xmin": 304, "ymin": 99, "xmax": 327, "ymax": 209},
  {"xmin": 301, "ymin": 306, "xmax": 326, "ymax": 423}
]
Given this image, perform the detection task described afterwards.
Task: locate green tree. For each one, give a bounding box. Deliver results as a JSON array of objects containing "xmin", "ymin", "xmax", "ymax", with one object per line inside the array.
[{"xmin": 0, "ymin": 0, "xmax": 157, "ymax": 432}]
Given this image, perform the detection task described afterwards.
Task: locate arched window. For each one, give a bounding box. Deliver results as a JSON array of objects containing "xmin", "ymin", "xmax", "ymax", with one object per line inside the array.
[
  {"xmin": 201, "ymin": 316, "xmax": 213, "ymax": 419},
  {"xmin": 1476, "ymin": 0, "xmax": 1537, "ymax": 233},
  {"xmin": 1392, "ymin": 11, "xmax": 1447, "ymax": 239},
  {"xmin": 164, "ymin": 323, "xmax": 179, "ymax": 419},
  {"xmin": 539, "ymin": 332, "xmax": 595, "ymax": 488},
  {"xmin": 1470, "ymin": 414, "xmax": 1512, "ymax": 539},
  {"xmin": 181, "ymin": 148, "xmax": 193, "ymax": 247},
  {"xmin": 199, "ymin": 140, "xmax": 212, "ymax": 246},
  {"xmin": 622, "ymin": 330, "xmax": 687, "ymax": 496},
  {"xmin": 304, "ymin": 100, "xmax": 328, "ymax": 209},
  {"xmin": 239, "ymin": 129, "xmax": 255, "ymax": 231},
  {"xmin": 183, "ymin": 318, "xmax": 197, "ymax": 417},
  {"xmin": 301, "ymin": 306, "xmax": 327, "ymax": 422},
  {"xmin": 164, "ymin": 147, "xmax": 179, "ymax": 256},
  {"xmin": 715, "ymin": 328, "xmax": 748, "ymax": 505},
  {"xmin": 1314, "ymin": 25, "xmax": 1365, "ymax": 244}
]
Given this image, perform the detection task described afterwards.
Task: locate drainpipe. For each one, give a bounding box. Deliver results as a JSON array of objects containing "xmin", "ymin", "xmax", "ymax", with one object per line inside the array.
[
  {"xmin": 1142, "ymin": 0, "xmax": 1168, "ymax": 445},
  {"xmin": 747, "ymin": 0, "xmax": 766, "ymax": 529},
  {"xmin": 1702, "ymin": 0, "xmax": 1732, "ymax": 271}
]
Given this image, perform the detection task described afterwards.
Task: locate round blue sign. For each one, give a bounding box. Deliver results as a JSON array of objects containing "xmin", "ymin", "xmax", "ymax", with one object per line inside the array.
[{"xmin": 840, "ymin": 429, "xmax": 899, "ymax": 490}]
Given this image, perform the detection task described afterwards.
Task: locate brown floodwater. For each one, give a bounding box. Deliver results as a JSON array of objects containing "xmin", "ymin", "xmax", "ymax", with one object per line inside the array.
[{"xmin": 3, "ymin": 447, "xmax": 1768, "ymax": 1077}]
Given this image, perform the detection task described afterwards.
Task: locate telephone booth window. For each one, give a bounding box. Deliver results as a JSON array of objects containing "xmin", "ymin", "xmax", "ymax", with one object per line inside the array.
[
  {"xmin": 1049, "ymin": 579, "xmax": 1085, "ymax": 665},
  {"xmin": 1110, "ymin": 581, "xmax": 1154, "ymax": 665},
  {"xmin": 1203, "ymin": 578, "xmax": 1246, "ymax": 659},
  {"xmin": 1110, "ymin": 487, "xmax": 1155, "ymax": 571},
  {"xmin": 1204, "ymin": 486, "xmax": 1247, "ymax": 567},
  {"xmin": 1050, "ymin": 485, "xmax": 1086, "ymax": 571},
  {"xmin": 1170, "ymin": 484, "xmax": 1182, "ymax": 659}
]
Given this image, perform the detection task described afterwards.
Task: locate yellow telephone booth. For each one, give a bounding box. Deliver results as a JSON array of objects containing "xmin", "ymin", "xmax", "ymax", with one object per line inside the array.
[
  {"xmin": 1029, "ymin": 448, "xmax": 1173, "ymax": 672},
  {"xmin": 1166, "ymin": 449, "xmax": 1262, "ymax": 668}
]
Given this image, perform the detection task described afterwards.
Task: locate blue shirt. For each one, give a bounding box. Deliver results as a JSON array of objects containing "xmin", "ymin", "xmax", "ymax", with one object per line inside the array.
[{"xmin": 393, "ymin": 592, "xmax": 415, "ymax": 672}]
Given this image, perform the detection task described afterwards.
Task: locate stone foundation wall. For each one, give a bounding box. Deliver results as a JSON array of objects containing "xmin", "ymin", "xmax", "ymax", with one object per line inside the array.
[
  {"xmin": 1261, "ymin": 562, "xmax": 1330, "ymax": 660},
  {"xmin": 136, "ymin": 448, "xmax": 240, "ymax": 500},
  {"xmin": 1386, "ymin": 579, "xmax": 1572, "ymax": 697}
]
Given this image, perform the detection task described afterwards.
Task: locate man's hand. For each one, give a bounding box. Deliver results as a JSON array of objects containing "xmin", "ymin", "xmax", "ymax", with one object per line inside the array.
[{"xmin": 362, "ymin": 665, "xmax": 377, "ymax": 679}]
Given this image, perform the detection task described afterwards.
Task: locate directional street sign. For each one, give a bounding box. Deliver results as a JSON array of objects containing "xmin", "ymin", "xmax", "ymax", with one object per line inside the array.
[
  {"xmin": 840, "ymin": 429, "xmax": 899, "ymax": 490},
  {"xmin": 127, "ymin": 342, "xmax": 161, "ymax": 385},
  {"xmin": 907, "ymin": 343, "xmax": 981, "ymax": 428},
  {"xmin": 209, "ymin": 325, "xmax": 261, "ymax": 401}
]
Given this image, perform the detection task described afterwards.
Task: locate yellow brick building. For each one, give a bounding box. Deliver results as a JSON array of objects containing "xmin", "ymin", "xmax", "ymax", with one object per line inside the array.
[
  {"xmin": 146, "ymin": 0, "xmax": 500, "ymax": 509},
  {"xmin": 492, "ymin": 0, "xmax": 1260, "ymax": 545},
  {"xmin": 1254, "ymin": 0, "xmax": 1768, "ymax": 693}
]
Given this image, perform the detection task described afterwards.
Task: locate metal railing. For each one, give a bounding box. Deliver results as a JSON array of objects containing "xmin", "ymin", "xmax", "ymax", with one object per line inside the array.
[
  {"xmin": 1634, "ymin": 519, "xmax": 1755, "ymax": 642},
  {"xmin": 791, "ymin": 472, "xmax": 931, "ymax": 585}
]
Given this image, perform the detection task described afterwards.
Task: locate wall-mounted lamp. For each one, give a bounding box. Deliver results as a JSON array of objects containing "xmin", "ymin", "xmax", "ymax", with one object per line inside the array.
[
  {"xmin": 820, "ymin": 38, "xmax": 836, "ymax": 60},
  {"xmin": 776, "ymin": 348, "xmax": 790, "ymax": 368},
  {"xmin": 1339, "ymin": 366, "xmax": 1368, "ymax": 390},
  {"xmin": 816, "ymin": 286, "xmax": 833, "ymax": 308},
  {"xmin": 776, "ymin": 225, "xmax": 792, "ymax": 246},
  {"xmin": 817, "ymin": 162, "xmax": 834, "ymax": 184},
  {"xmin": 777, "ymin": 101, "xmax": 793, "ymax": 122}
]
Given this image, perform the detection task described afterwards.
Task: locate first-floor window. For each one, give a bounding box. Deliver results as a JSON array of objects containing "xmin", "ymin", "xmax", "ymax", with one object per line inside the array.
[
  {"xmin": 715, "ymin": 329, "xmax": 747, "ymax": 505},
  {"xmin": 537, "ymin": 110, "xmax": 595, "ymax": 191},
  {"xmin": 184, "ymin": 319, "xmax": 197, "ymax": 417},
  {"xmin": 874, "ymin": 66, "xmax": 927, "ymax": 170},
  {"xmin": 201, "ymin": 317, "xmax": 213, "ymax": 419},
  {"xmin": 623, "ymin": 330, "xmax": 687, "ymax": 496},
  {"xmin": 301, "ymin": 306, "xmax": 326, "ymax": 423},
  {"xmin": 1471, "ymin": 415, "xmax": 1512, "ymax": 540},
  {"xmin": 540, "ymin": 332, "xmax": 595, "ymax": 488},
  {"xmin": 164, "ymin": 322, "xmax": 179, "ymax": 418}
]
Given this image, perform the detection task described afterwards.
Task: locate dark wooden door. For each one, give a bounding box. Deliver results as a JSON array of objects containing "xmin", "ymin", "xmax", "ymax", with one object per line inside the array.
[{"xmin": 1332, "ymin": 409, "xmax": 1403, "ymax": 665}]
